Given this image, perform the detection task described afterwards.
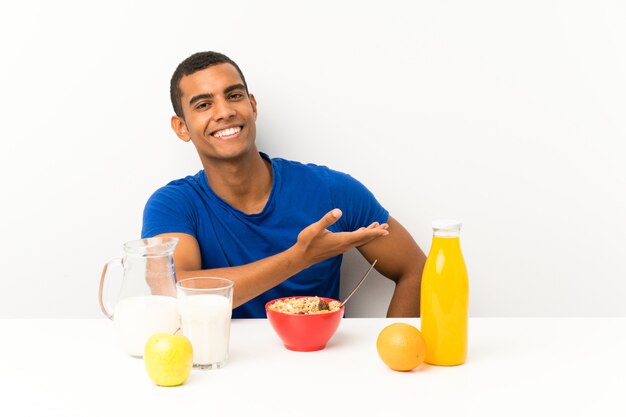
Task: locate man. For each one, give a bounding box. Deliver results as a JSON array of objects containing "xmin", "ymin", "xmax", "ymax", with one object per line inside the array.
[{"xmin": 142, "ymin": 51, "xmax": 426, "ymax": 318}]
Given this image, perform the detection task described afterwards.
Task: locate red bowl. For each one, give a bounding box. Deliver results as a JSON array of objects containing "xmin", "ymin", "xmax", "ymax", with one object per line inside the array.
[{"xmin": 265, "ymin": 296, "xmax": 345, "ymax": 352}]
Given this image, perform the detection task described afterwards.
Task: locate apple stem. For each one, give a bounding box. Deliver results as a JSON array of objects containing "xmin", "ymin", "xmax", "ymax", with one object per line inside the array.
[{"xmin": 174, "ymin": 327, "xmax": 181, "ymax": 335}]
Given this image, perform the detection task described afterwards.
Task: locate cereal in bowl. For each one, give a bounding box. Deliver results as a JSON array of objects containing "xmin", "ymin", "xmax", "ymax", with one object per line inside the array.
[{"xmin": 268, "ymin": 297, "xmax": 341, "ymax": 315}]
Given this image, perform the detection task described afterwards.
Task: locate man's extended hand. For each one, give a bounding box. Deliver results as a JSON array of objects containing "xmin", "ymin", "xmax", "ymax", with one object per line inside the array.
[{"xmin": 291, "ymin": 208, "xmax": 389, "ymax": 267}]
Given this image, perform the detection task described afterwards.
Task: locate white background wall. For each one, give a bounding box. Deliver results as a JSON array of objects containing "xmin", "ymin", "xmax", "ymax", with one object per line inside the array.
[{"xmin": 1, "ymin": 0, "xmax": 625, "ymax": 318}]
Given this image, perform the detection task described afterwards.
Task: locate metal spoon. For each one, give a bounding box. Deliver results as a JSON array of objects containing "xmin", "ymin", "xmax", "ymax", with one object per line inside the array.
[{"xmin": 341, "ymin": 259, "xmax": 378, "ymax": 307}]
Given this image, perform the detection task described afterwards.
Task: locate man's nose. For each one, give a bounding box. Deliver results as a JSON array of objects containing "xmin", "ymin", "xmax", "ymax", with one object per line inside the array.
[{"xmin": 213, "ymin": 99, "xmax": 236, "ymax": 121}]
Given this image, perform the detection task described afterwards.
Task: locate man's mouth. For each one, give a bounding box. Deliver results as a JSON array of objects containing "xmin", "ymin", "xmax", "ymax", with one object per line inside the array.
[{"xmin": 211, "ymin": 126, "xmax": 242, "ymax": 139}]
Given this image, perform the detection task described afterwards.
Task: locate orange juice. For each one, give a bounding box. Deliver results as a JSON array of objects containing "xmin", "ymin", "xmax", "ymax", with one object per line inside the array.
[{"xmin": 420, "ymin": 220, "xmax": 469, "ymax": 366}]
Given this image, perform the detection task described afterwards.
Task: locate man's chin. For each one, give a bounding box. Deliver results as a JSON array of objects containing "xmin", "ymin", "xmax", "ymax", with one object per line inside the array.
[{"xmin": 200, "ymin": 144, "xmax": 258, "ymax": 163}]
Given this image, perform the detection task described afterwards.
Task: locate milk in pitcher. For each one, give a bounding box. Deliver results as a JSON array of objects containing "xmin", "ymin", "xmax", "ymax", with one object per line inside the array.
[{"xmin": 113, "ymin": 295, "xmax": 180, "ymax": 357}]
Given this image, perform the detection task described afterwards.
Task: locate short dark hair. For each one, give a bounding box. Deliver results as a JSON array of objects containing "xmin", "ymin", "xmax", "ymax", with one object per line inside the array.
[{"xmin": 170, "ymin": 51, "xmax": 249, "ymax": 118}]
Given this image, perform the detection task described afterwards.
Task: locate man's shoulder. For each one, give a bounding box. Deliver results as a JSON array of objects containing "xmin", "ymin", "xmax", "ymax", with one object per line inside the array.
[
  {"xmin": 270, "ymin": 155, "xmax": 346, "ymax": 180},
  {"xmin": 147, "ymin": 171, "xmax": 205, "ymax": 204},
  {"xmin": 268, "ymin": 155, "xmax": 364, "ymax": 197},
  {"xmin": 163, "ymin": 170, "xmax": 204, "ymax": 187},
  {"xmin": 157, "ymin": 171, "xmax": 205, "ymax": 192}
]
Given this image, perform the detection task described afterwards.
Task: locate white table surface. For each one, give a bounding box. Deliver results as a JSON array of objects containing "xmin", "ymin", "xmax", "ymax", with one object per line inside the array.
[{"xmin": 1, "ymin": 318, "xmax": 625, "ymax": 416}]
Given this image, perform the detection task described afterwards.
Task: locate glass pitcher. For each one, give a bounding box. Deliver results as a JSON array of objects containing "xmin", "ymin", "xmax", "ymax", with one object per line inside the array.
[{"xmin": 98, "ymin": 237, "xmax": 181, "ymax": 357}]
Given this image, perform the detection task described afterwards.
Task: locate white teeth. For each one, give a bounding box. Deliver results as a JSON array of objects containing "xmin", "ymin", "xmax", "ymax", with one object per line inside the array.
[{"xmin": 213, "ymin": 127, "xmax": 241, "ymax": 138}]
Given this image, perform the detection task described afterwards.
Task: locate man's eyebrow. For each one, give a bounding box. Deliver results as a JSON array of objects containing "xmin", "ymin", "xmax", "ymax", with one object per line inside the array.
[
  {"xmin": 189, "ymin": 93, "xmax": 213, "ymax": 106},
  {"xmin": 224, "ymin": 83, "xmax": 246, "ymax": 95},
  {"xmin": 188, "ymin": 84, "xmax": 246, "ymax": 107}
]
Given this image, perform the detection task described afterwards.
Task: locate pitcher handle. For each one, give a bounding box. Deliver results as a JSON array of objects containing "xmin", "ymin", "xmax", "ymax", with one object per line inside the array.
[{"xmin": 99, "ymin": 256, "xmax": 123, "ymax": 320}]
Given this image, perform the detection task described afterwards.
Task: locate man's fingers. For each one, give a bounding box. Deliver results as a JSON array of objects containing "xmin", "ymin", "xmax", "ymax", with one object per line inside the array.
[
  {"xmin": 309, "ymin": 208, "xmax": 343, "ymax": 235},
  {"xmin": 341, "ymin": 225, "xmax": 389, "ymax": 247},
  {"xmin": 364, "ymin": 225, "xmax": 389, "ymax": 237},
  {"xmin": 358, "ymin": 222, "xmax": 388, "ymax": 233},
  {"xmin": 366, "ymin": 222, "xmax": 388, "ymax": 230},
  {"xmin": 300, "ymin": 211, "xmax": 388, "ymax": 251},
  {"xmin": 296, "ymin": 213, "xmax": 390, "ymax": 263}
]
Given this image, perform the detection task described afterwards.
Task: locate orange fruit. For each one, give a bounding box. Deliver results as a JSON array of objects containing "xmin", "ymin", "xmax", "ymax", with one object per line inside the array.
[{"xmin": 376, "ymin": 323, "xmax": 426, "ymax": 371}]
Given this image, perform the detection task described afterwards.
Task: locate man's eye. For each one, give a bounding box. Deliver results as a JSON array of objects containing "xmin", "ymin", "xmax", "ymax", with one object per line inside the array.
[
  {"xmin": 229, "ymin": 93, "xmax": 243, "ymax": 100},
  {"xmin": 196, "ymin": 103, "xmax": 210, "ymax": 110}
]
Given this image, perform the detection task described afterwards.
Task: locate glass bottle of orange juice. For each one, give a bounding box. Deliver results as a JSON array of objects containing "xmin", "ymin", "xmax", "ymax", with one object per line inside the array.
[{"xmin": 420, "ymin": 220, "xmax": 469, "ymax": 366}]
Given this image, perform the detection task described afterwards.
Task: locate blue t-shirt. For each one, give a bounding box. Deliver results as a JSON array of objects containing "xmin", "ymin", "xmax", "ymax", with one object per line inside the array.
[{"xmin": 141, "ymin": 153, "xmax": 388, "ymax": 318}]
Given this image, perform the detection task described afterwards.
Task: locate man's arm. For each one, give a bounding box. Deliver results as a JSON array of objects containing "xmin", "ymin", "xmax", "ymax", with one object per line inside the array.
[
  {"xmin": 357, "ymin": 215, "xmax": 427, "ymax": 317},
  {"xmin": 155, "ymin": 209, "xmax": 389, "ymax": 308}
]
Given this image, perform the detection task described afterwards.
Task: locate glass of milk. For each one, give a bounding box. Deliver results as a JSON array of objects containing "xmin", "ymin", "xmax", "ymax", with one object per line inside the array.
[{"xmin": 176, "ymin": 277, "xmax": 234, "ymax": 370}]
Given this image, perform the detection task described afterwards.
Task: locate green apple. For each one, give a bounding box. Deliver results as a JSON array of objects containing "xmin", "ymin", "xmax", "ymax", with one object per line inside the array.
[{"xmin": 144, "ymin": 332, "xmax": 193, "ymax": 387}]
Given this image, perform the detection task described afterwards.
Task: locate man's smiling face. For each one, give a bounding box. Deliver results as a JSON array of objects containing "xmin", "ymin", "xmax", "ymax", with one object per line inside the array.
[{"xmin": 173, "ymin": 63, "xmax": 258, "ymax": 163}]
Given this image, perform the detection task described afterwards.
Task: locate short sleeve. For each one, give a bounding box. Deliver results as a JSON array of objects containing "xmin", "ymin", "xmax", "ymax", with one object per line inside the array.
[
  {"xmin": 326, "ymin": 169, "xmax": 389, "ymax": 232},
  {"xmin": 141, "ymin": 185, "xmax": 197, "ymax": 238}
]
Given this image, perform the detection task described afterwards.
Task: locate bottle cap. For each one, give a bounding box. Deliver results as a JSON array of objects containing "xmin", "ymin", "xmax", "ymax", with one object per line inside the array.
[{"xmin": 432, "ymin": 219, "xmax": 462, "ymax": 231}]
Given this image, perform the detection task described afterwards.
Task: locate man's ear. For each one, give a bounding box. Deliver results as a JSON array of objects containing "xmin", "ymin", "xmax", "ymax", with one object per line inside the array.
[
  {"xmin": 171, "ymin": 115, "xmax": 191, "ymax": 142},
  {"xmin": 249, "ymin": 94, "xmax": 258, "ymax": 121}
]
